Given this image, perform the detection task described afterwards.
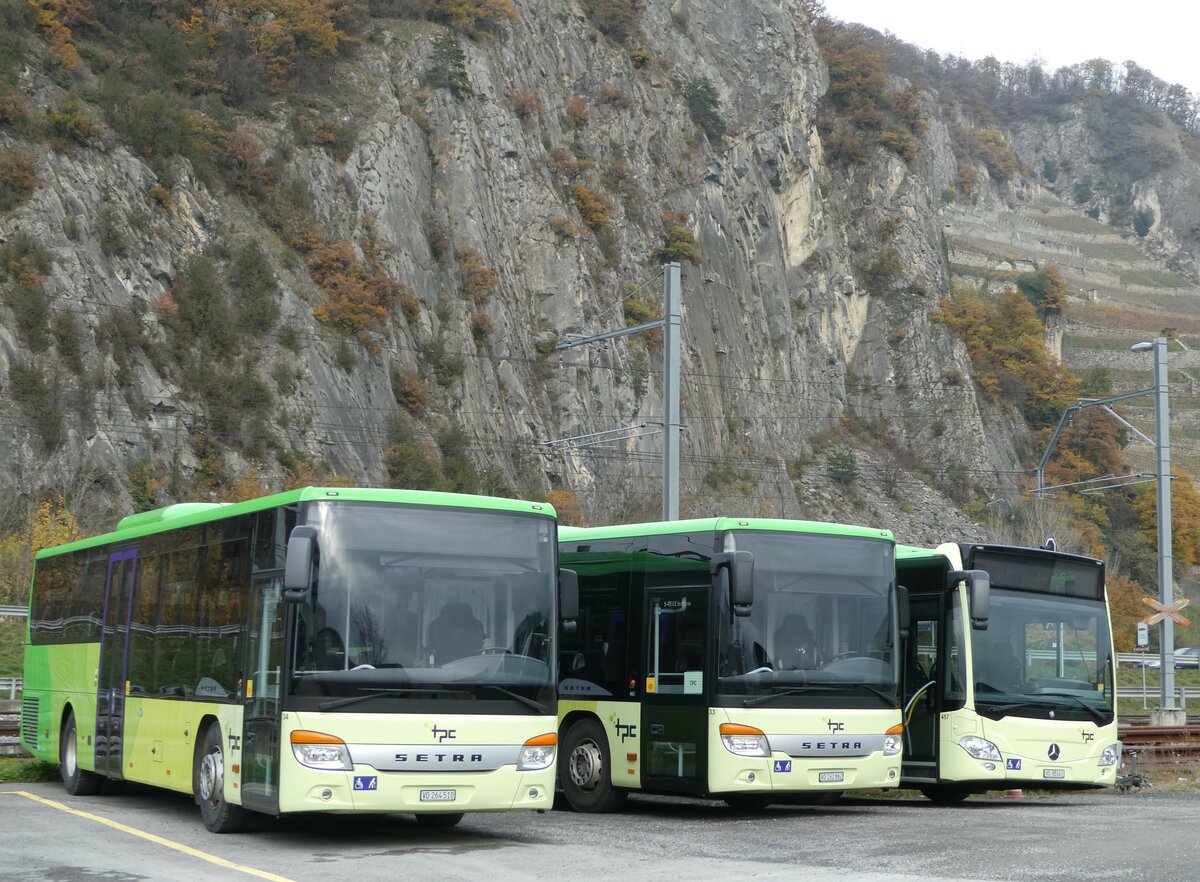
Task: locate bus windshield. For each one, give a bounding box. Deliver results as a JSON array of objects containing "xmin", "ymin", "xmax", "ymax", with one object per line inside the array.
[
  {"xmin": 287, "ymin": 502, "xmax": 556, "ymax": 713},
  {"xmin": 716, "ymin": 532, "xmax": 897, "ymax": 703},
  {"xmin": 968, "ymin": 588, "xmax": 1115, "ymax": 724}
]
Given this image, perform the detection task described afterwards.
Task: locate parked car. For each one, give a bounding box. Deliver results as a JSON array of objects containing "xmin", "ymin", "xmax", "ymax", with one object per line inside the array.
[{"xmin": 1174, "ymin": 647, "xmax": 1200, "ymax": 668}]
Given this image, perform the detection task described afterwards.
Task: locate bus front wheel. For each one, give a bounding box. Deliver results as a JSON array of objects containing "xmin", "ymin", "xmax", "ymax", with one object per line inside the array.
[
  {"xmin": 560, "ymin": 718, "xmax": 627, "ymax": 813},
  {"xmin": 919, "ymin": 784, "xmax": 972, "ymax": 804},
  {"xmin": 195, "ymin": 725, "xmax": 247, "ymax": 833},
  {"xmin": 60, "ymin": 711, "xmax": 102, "ymax": 796}
]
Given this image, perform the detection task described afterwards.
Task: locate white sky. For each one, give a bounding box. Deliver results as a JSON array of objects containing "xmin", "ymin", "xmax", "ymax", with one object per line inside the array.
[{"xmin": 819, "ymin": 1, "xmax": 1200, "ymax": 96}]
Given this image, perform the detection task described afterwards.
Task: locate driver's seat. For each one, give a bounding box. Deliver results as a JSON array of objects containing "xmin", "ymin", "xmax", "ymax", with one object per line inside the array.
[
  {"xmin": 428, "ymin": 602, "xmax": 484, "ymax": 663},
  {"xmin": 773, "ymin": 614, "xmax": 818, "ymax": 670}
]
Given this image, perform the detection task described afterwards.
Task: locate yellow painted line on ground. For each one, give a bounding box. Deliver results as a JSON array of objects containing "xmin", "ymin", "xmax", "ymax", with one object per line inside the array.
[{"xmin": 0, "ymin": 790, "xmax": 296, "ymax": 882}]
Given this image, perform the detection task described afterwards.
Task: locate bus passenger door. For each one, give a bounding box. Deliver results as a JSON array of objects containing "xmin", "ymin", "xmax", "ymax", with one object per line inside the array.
[
  {"xmin": 641, "ymin": 587, "xmax": 709, "ymax": 795},
  {"xmin": 902, "ymin": 594, "xmax": 940, "ymax": 782},
  {"xmin": 96, "ymin": 549, "xmax": 137, "ymax": 779},
  {"xmin": 241, "ymin": 574, "xmax": 285, "ymax": 814}
]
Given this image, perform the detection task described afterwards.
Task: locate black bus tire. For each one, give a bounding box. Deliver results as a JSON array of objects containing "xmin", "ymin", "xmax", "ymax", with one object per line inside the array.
[
  {"xmin": 195, "ymin": 724, "xmax": 247, "ymax": 833},
  {"xmin": 919, "ymin": 784, "xmax": 972, "ymax": 804},
  {"xmin": 415, "ymin": 812, "xmax": 465, "ymax": 828},
  {"xmin": 723, "ymin": 793, "xmax": 773, "ymax": 811},
  {"xmin": 60, "ymin": 711, "xmax": 102, "ymax": 796},
  {"xmin": 560, "ymin": 718, "xmax": 627, "ymax": 813}
]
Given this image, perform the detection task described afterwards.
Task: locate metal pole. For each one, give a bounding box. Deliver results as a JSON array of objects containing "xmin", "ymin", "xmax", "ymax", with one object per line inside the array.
[
  {"xmin": 662, "ymin": 263, "xmax": 682, "ymax": 521},
  {"xmin": 1154, "ymin": 337, "xmax": 1175, "ymax": 709}
]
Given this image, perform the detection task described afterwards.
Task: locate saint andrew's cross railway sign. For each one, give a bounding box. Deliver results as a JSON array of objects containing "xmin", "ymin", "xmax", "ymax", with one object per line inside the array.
[{"xmin": 1142, "ymin": 596, "xmax": 1191, "ymax": 626}]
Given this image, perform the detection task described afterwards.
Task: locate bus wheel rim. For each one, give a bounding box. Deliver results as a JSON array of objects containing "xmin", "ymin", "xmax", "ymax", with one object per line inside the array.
[
  {"xmin": 568, "ymin": 739, "xmax": 603, "ymax": 790},
  {"xmin": 199, "ymin": 747, "xmax": 223, "ymax": 803},
  {"xmin": 64, "ymin": 731, "xmax": 76, "ymax": 776}
]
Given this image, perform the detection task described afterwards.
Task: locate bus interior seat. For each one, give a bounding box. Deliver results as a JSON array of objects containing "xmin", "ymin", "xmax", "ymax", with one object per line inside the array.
[
  {"xmin": 313, "ymin": 627, "xmax": 346, "ymax": 669},
  {"xmin": 428, "ymin": 602, "xmax": 484, "ymax": 663},
  {"xmin": 773, "ymin": 614, "xmax": 818, "ymax": 669}
]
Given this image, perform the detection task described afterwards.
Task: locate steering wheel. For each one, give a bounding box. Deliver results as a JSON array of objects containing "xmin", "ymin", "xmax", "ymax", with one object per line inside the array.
[{"xmin": 825, "ymin": 651, "xmax": 860, "ymax": 664}]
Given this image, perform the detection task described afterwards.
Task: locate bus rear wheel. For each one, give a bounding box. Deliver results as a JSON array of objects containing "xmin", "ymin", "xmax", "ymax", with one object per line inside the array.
[
  {"xmin": 60, "ymin": 711, "xmax": 102, "ymax": 796},
  {"xmin": 195, "ymin": 724, "xmax": 247, "ymax": 833},
  {"xmin": 560, "ymin": 718, "xmax": 627, "ymax": 813},
  {"xmin": 415, "ymin": 812, "xmax": 465, "ymax": 828},
  {"xmin": 919, "ymin": 784, "xmax": 972, "ymax": 804}
]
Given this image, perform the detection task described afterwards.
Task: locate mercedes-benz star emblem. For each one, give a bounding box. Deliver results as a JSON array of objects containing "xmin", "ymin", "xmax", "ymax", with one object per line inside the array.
[{"xmin": 1047, "ymin": 743, "xmax": 1061, "ymax": 761}]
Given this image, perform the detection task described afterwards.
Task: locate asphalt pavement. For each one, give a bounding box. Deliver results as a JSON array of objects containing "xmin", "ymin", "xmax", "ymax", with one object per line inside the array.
[{"xmin": 1, "ymin": 783, "xmax": 1194, "ymax": 881}]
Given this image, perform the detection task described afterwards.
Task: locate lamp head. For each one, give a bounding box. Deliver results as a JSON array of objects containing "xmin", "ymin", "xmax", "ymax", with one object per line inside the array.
[{"xmin": 1131, "ymin": 341, "xmax": 1154, "ymax": 352}]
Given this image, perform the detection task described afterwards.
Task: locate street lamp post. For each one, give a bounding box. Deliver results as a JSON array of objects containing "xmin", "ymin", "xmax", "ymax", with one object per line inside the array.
[{"xmin": 1132, "ymin": 337, "xmax": 1175, "ymax": 712}]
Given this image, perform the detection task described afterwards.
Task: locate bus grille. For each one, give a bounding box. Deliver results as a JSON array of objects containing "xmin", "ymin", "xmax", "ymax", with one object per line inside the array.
[{"xmin": 20, "ymin": 697, "xmax": 38, "ymax": 748}]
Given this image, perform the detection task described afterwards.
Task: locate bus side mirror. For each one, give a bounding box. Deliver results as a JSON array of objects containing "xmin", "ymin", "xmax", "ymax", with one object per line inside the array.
[
  {"xmin": 897, "ymin": 584, "xmax": 911, "ymax": 641},
  {"xmin": 284, "ymin": 526, "xmax": 318, "ymax": 603},
  {"xmin": 559, "ymin": 568, "xmax": 579, "ymax": 633},
  {"xmin": 712, "ymin": 551, "xmax": 754, "ymax": 617},
  {"xmin": 949, "ymin": 569, "xmax": 990, "ymax": 630}
]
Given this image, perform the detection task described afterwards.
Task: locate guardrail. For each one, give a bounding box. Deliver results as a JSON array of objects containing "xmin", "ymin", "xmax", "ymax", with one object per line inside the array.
[
  {"xmin": 1117, "ymin": 685, "xmax": 1200, "ymax": 707},
  {"xmin": 0, "ymin": 677, "xmax": 21, "ymax": 700},
  {"xmin": 0, "ymin": 605, "xmax": 27, "ymax": 618}
]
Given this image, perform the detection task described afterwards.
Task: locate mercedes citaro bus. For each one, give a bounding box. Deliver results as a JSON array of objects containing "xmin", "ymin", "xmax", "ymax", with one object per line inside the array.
[
  {"xmin": 555, "ymin": 517, "xmax": 907, "ymax": 811},
  {"xmin": 22, "ymin": 487, "xmax": 577, "ymax": 831},
  {"xmin": 896, "ymin": 542, "xmax": 1120, "ymax": 802}
]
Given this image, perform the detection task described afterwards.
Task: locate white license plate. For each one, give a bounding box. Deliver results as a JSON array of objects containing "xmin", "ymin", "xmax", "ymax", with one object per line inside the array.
[
  {"xmin": 1043, "ymin": 769, "xmax": 1066, "ymax": 779},
  {"xmin": 818, "ymin": 772, "xmax": 845, "ymax": 783},
  {"xmin": 419, "ymin": 789, "xmax": 457, "ymax": 802}
]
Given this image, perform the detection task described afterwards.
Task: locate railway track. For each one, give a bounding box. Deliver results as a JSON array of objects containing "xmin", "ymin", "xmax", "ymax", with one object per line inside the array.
[{"xmin": 1118, "ymin": 722, "xmax": 1200, "ymax": 768}]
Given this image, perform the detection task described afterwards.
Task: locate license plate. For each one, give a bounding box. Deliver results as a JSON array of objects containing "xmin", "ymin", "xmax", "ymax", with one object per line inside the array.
[
  {"xmin": 1043, "ymin": 769, "xmax": 1066, "ymax": 779},
  {"xmin": 818, "ymin": 772, "xmax": 845, "ymax": 783},
  {"xmin": 419, "ymin": 789, "xmax": 457, "ymax": 802}
]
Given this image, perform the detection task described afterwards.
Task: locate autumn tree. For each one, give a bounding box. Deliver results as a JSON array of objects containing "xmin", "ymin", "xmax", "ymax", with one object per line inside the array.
[
  {"xmin": 1016, "ymin": 263, "xmax": 1069, "ymax": 315},
  {"xmin": 1133, "ymin": 473, "xmax": 1200, "ymax": 571},
  {"xmin": 426, "ymin": 0, "xmax": 517, "ymax": 40},
  {"xmin": 579, "ymin": 0, "xmax": 643, "ymax": 44}
]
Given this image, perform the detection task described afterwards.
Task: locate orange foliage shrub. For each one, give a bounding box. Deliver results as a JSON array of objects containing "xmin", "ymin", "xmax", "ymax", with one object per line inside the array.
[
  {"xmin": 569, "ymin": 183, "xmax": 612, "ymax": 231},
  {"xmin": 220, "ymin": 125, "xmax": 277, "ymax": 204},
  {"xmin": 565, "ymin": 95, "xmax": 589, "ymax": 127},
  {"xmin": 1134, "ymin": 473, "xmax": 1200, "ymax": 568},
  {"xmin": 29, "ymin": 0, "xmax": 93, "ymax": 69},
  {"xmin": 456, "ymin": 244, "xmax": 498, "ymax": 304},
  {"xmin": 546, "ymin": 146, "xmax": 595, "ymax": 181},
  {"xmin": 469, "ymin": 308, "xmax": 493, "ymax": 345},
  {"xmin": 0, "ymin": 147, "xmax": 40, "ymax": 212},
  {"xmin": 936, "ymin": 284, "xmax": 1078, "ymax": 427},
  {"xmin": 308, "ymin": 241, "xmax": 393, "ymax": 351},
  {"xmin": 547, "ymin": 489, "xmax": 583, "ymax": 526},
  {"xmin": 426, "ymin": 0, "xmax": 519, "ymax": 40},
  {"xmin": 0, "ymin": 91, "xmax": 28, "ymax": 127},
  {"xmin": 506, "ymin": 88, "xmax": 542, "ymax": 122}
]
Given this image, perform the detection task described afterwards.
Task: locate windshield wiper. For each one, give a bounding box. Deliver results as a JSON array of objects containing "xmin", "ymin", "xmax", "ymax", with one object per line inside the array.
[
  {"xmin": 742, "ymin": 682, "xmax": 899, "ymax": 709},
  {"xmin": 847, "ymin": 682, "xmax": 900, "ymax": 708},
  {"xmin": 1031, "ymin": 691, "xmax": 1110, "ymax": 725},
  {"xmin": 742, "ymin": 685, "xmax": 837, "ymax": 708},
  {"xmin": 318, "ymin": 687, "xmax": 470, "ymax": 711},
  {"xmin": 474, "ymin": 683, "xmax": 549, "ymax": 714},
  {"xmin": 977, "ymin": 695, "xmax": 1108, "ymax": 725}
]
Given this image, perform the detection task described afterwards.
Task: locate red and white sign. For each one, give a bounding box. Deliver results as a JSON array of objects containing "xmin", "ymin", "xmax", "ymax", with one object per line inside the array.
[{"xmin": 1142, "ymin": 596, "xmax": 1191, "ymax": 626}]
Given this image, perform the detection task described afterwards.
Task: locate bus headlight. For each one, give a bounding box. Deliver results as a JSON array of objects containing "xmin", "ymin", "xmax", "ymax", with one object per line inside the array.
[
  {"xmin": 720, "ymin": 723, "xmax": 771, "ymax": 757},
  {"xmin": 958, "ymin": 735, "xmax": 1002, "ymax": 762},
  {"xmin": 518, "ymin": 733, "xmax": 557, "ymax": 771},
  {"xmin": 291, "ymin": 730, "xmax": 353, "ymax": 770},
  {"xmin": 884, "ymin": 724, "xmax": 903, "ymax": 756},
  {"xmin": 1098, "ymin": 743, "xmax": 1121, "ymax": 767}
]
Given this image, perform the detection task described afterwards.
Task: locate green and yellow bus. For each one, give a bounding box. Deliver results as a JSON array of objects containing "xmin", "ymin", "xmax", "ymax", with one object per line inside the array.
[
  {"xmin": 555, "ymin": 518, "xmax": 906, "ymax": 811},
  {"xmin": 21, "ymin": 487, "xmax": 573, "ymax": 831},
  {"xmin": 896, "ymin": 542, "xmax": 1120, "ymax": 802}
]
